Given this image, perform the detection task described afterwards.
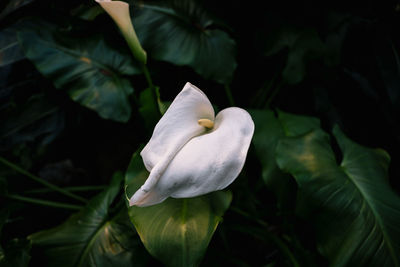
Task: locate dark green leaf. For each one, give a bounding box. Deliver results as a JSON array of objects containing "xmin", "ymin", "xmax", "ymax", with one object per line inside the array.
[
  {"xmin": 0, "ymin": 94, "xmax": 64, "ymax": 152},
  {"xmin": 250, "ymin": 110, "xmax": 288, "ymax": 190},
  {"xmin": 0, "ymin": 27, "xmax": 25, "ymax": 67},
  {"xmin": 125, "ymin": 148, "xmax": 232, "ymax": 267},
  {"xmin": 132, "ymin": 1, "xmax": 237, "ymax": 84},
  {"xmin": 18, "ymin": 19, "xmax": 141, "ymax": 122},
  {"xmin": 29, "ymin": 172, "xmax": 149, "ymax": 267},
  {"xmin": 276, "ymin": 126, "xmax": 400, "ymax": 266},
  {"xmin": 277, "ymin": 110, "xmax": 321, "ymax": 137},
  {"xmin": 250, "ymin": 109, "xmax": 320, "ymax": 208}
]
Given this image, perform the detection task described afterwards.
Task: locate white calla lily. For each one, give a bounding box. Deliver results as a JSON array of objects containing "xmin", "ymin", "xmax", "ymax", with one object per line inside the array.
[
  {"xmin": 95, "ymin": 0, "xmax": 147, "ymax": 64},
  {"xmin": 129, "ymin": 82, "xmax": 254, "ymax": 207}
]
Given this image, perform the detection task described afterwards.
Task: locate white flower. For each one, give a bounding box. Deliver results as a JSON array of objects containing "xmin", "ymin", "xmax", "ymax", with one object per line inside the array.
[
  {"xmin": 129, "ymin": 82, "xmax": 254, "ymax": 207},
  {"xmin": 95, "ymin": 0, "xmax": 147, "ymax": 64}
]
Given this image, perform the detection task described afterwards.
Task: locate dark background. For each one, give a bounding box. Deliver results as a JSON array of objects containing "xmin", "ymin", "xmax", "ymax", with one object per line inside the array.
[{"xmin": 1, "ymin": 0, "xmax": 400, "ymax": 266}]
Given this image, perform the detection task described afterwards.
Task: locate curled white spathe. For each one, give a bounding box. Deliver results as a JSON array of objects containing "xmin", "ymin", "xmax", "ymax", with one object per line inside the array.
[
  {"xmin": 95, "ymin": 0, "xmax": 147, "ymax": 64},
  {"xmin": 129, "ymin": 82, "xmax": 254, "ymax": 207}
]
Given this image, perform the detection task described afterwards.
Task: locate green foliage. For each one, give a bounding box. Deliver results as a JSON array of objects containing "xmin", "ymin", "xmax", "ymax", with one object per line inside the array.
[
  {"xmin": 125, "ymin": 149, "xmax": 232, "ymax": 267},
  {"xmin": 0, "ymin": 27, "xmax": 25, "ymax": 67},
  {"xmin": 276, "ymin": 126, "xmax": 400, "ymax": 266},
  {"xmin": 17, "ymin": 19, "xmax": 141, "ymax": 123},
  {"xmin": 0, "ymin": 94, "xmax": 64, "ymax": 152},
  {"xmin": 1, "ymin": 0, "xmax": 400, "ymax": 266},
  {"xmin": 132, "ymin": 0, "xmax": 237, "ymax": 84},
  {"xmin": 29, "ymin": 173, "xmax": 149, "ymax": 267},
  {"xmin": 250, "ymin": 110, "xmax": 320, "ymax": 208}
]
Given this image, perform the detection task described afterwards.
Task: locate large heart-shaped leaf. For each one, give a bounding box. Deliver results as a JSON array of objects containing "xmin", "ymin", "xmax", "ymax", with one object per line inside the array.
[
  {"xmin": 276, "ymin": 126, "xmax": 400, "ymax": 266},
  {"xmin": 18, "ymin": 19, "xmax": 141, "ymax": 123},
  {"xmin": 29, "ymin": 172, "xmax": 149, "ymax": 267},
  {"xmin": 132, "ymin": 0, "xmax": 237, "ymax": 84},
  {"xmin": 125, "ymin": 148, "xmax": 232, "ymax": 267}
]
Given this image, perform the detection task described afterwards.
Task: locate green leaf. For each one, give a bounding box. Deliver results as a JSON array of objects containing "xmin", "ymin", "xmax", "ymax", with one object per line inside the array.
[
  {"xmin": 276, "ymin": 126, "xmax": 400, "ymax": 266},
  {"xmin": 250, "ymin": 110, "xmax": 287, "ymax": 189},
  {"xmin": 125, "ymin": 148, "xmax": 232, "ymax": 267},
  {"xmin": 132, "ymin": 0, "xmax": 237, "ymax": 84},
  {"xmin": 0, "ymin": 27, "xmax": 25, "ymax": 67},
  {"xmin": 0, "ymin": 94, "xmax": 64, "ymax": 152},
  {"xmin": 250, "ymin": 109, "xmax": 320, "ymax": 208},
  {"xmin": 29, "ymin": 172, "xmax": 149, "ymax": 267},
  {"xmin": 17, "ymin": 19, "xmax": 141, "ymax": 123},
  {"xmin": 277, "ymin": 110, "xmax": 321, "ymax": 137}
]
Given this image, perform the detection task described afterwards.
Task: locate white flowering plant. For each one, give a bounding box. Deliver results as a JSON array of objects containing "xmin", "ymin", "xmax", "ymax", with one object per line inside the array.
[{"xmin": 1, "ymin": 0, "xmax": 400, "ymax": 266}]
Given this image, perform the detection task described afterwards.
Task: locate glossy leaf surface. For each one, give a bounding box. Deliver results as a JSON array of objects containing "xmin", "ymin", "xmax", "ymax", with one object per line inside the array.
[
  {"xmin": 29, "ymin": 173, "xmax": 148, "ymax": 267},
  {"xmin": 250, "ymin": 109, "xmax": 320, "ymax": 207},
  {"xmin": 276, "ymin": 126, "xmax": 400, "ymax": 266},
  {"xmin": 125, "ymin": 149, "xmax": 232, "ymax": 266},
  {"xmin": 132, "ymin": 0, "xmax": 237, "ymax": 84},
  {"xmin": 18, "ymin": 20, "xmax": 141, "ymax": 122}
]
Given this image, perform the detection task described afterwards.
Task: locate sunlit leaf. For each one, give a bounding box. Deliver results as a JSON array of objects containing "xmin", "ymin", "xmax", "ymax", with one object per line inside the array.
[
  {"xmin": 18, "ymin": 19, "xmax": 141, "ymax": 122},
  {"xmin": 29, "ymin": 172, "xmax": 149, "ymax": 267},
  {"xmin": 125, "ymin": 148, "xmax": 232, "ymax": 267},
  {"xmin": 132, "ymin": 0, "xmax": 237, "ymax": 84},
  {"xmin": 276, "ymin": 126, "xmax": 400, "ymax": 266}
]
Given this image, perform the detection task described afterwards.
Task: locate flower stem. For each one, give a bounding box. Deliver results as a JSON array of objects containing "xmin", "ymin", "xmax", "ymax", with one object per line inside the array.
[
  {"xmin": 6, "ymin": 194, "xmax": 83, "ymax": 210},
  {"xmin": 230, "ymin": 207, "xmax": 300, "ymax": 267},
  {"xmin": 267, "ymin": 232, "xmax": 300, "ymax": 267},
  {"xmin": 264, "ymin": 80, "xmax": 284, "ymax": 108},
  {"xmin": 224, "ymin": 84, "xmax": 235, "ymax": 106},
  {"xmin": 142, "ymin": 64, "xmax": 154, "ymax": 88},
  {"xmin": 0, "ymin": 157, "xmax": 87, "ymax": 203},
  {"xmin": 141, "ymin": 64, "xmax": 161, "ymax": 116}
]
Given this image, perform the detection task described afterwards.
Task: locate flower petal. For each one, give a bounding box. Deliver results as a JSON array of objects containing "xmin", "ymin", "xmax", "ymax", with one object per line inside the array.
[
  {"xmin": 95, "ymin": 0, "xmax": 131, "ymax": 32},
  {"xmin": 141, "ymin": 82, "xmax": 214, "ymax": 171},
  {"xmin": 129, "ymin": 83, "xmax": 214, "ymax": 206},
  {"xmin": 95, "ymin": 0, "xmax": 147, "ymax": 64},
  {"xmin": 131, "ymin": 107, "xmax": 254, "ymax": 206}
]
